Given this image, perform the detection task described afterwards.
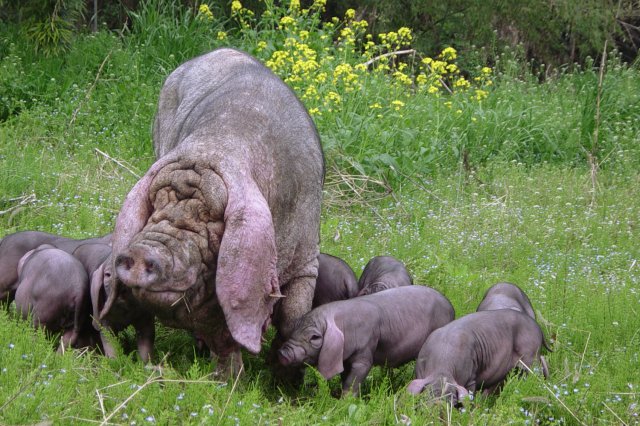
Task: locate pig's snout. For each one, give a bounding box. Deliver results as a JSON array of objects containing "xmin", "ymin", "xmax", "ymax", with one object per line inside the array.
[
  {"xmin": 277, "ymin": 345, "xmax": 294, "ymax": 366},
  {"xmin": 115, "ymin": 247, "xmax": 162, "ymax": 289}
]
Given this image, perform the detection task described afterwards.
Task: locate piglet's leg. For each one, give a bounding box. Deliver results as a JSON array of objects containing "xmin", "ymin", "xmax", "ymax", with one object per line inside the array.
[
  {"xmin": 340, "ymin": 355, "xmax": 373, "ymax": 397},
  {"xmin": 99, "ymin": 331, "xmax": 117, "ymax": 358},
  {"xmin": 57, "ymin": 329, "xmax": 79, "ymax": 353}
]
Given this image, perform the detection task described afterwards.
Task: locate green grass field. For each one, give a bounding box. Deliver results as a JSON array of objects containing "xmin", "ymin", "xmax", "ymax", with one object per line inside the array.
[{"xmin": 1, "ymin": 1, "xmax": 639, "ymax": 424}]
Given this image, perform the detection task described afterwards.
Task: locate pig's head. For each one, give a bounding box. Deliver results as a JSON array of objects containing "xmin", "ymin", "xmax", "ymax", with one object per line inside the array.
[
  {"xmin": 103, "ymin": 154, "xmax": 280, "ymax": 354},
  {"xmin": 357, "ymin": 281, "xmax": 388, "ymax": 296},
  {"xmin": 278, "ymin": 312, "xmax": 344, "ymax": 379},
  {"xmin": 114, "ymin": 230, "xmax": 206, "ymax": 308},
  {"xmin": 407, "ymin": 376, "xmax": 470, "ymax": 407}
]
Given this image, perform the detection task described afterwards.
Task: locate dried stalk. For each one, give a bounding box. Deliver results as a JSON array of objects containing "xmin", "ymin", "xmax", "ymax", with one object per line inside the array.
[
  {"xmin": 362, "ymin": 48, "xmax": 416, "ymax": 68},
  {"xmin": 0, "ymin": 193, "xmax": 36, "ymax": 216},
  {"xmin": 323, "ymin": 166, "xmax": 393, "ymax": 209},
  {"xmin": 589, "ymin": 38, "xmax": 607, "ymax": 208},
  {"xmin": 94, "ymin": 148, "xmax": 141, "ymax": 178},
  {"xmin": 69, "ymin": 50, "xmax": 113, "ymax": 127}
]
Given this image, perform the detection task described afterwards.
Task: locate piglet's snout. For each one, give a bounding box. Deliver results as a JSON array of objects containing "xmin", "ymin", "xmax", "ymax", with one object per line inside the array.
[
  {"xmin": 115, "ymin": 247, "xmax": 162, "ymax": 289},
  {"xmin": 277, "ymin": 343, "xmax": 303, "ymax": 366}
]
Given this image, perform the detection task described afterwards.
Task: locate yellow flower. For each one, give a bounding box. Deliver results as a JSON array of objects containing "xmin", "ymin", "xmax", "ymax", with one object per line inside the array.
[
  {"xmin": 299, "ymin": 30, "xmax": 309, "ymax": 40},
  {"xmin": 279, "ymin": 16, "xmax": 296, "ymax": 27},
  {"xmin": 441, "ymin": 46, "xmax": 457, "ymax": 60},
  {"xmin": 397, "ymin": 27, "xmax": 412, "ymax": 45},
  {"xmin": 475, "ymin": 89, "xmax": 488, "ymax": 101},
  {"xmin": 345, "ymin": 8, "xmax": 356, "ymax": 20},
  {"xmin": 257, "ymin": 41, "xmax": 267, "ymax": 51},
  {"xmin": 231, "ymin": 0, "xmax": 242, "ymax": 13},
  {"xmin": 482, "ymin": 66, "xmax": 492, "ymax": 75},
  {"xmin": 198, "ymin": 4, "xmax": 213, "ymax": 21},
  {"xmin": 327, "ymin": 91, "xmax": 342, "ymax": 104},
  {"xmin": 364, "ymin": 40, "xmax": 375, "ymax": 48},
  {"xmin": 391, "ymin": 100, "xmax": 405, "ymax": 110},
  {"xmin": 217, "ymin": 31, "xmax": 227, "ymax": 40},
  {"xmin": 289, "ymin": 0, "xmax": 300, "ymax": 11},
  {"xmin": 303, "ymin": 86, "xmax": 319, "ymax": 100},
  {"xmin": 315, "ymin": 72, "xmax": 327, "ymax": 83},
  {"xmin": 309, "ymin": 107, "xmax": 321, "ymax": 116},
  {"xmin": 393, "ymin": 71, "xmax": 412, "ymax": 86},
  {"xmin": 369, "ymin": 102, "xmax": 382, "ymax": 109},
  {"xmin": 352, "ymin": 19, "xmax": 368, "ymax": 32},
  {"xmin": 340, "ymin": 27, "xmax": 355, "ymax": 43},
  {"xmin": 311, "ymin": 0, "xmax": 326, "ymax": 10},
  {"xmin": 334, "ymin": 63, "xmax": 354, "ymax": 77},
  {"xmin": 427, "ymin": 85, "xmax": 439, "ymax": 94},
  {"xmin": 431, "ymin": 60, "xmax": 447, "ymax": 75},
  {"xmin": 453, "ymin": 77, "xmax": 470, "ymax": 89},
  {"xmin": 265, "ymin": 50, "xmax": 292, "ymax": 72}
]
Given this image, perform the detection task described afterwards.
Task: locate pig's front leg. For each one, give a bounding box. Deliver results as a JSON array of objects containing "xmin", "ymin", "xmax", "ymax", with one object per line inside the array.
[
  {"xmin": 340, "ymin": 354, "xmax": 373, "ymax": 397},
  {"xmin": 135, "ymin": 316, "xmax": 155, "ymax": 363}
]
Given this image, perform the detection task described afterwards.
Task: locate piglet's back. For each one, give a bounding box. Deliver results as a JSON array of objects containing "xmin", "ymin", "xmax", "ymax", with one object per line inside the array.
[{"xmin": 329, "ymin": 285, "xmax": 455, "ymax": 367}]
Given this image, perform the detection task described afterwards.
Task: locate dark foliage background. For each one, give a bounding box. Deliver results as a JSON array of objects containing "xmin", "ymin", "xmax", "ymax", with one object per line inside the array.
[{"xmin": 2, "ymin": 0, "xmax": 638, "ymax": 66}]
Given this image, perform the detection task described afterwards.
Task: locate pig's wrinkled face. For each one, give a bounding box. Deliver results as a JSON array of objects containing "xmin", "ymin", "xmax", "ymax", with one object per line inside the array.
[
  {"xmin": 277, "ymin": 316, "xmax": 324, "ymax": 367},
  {"xmin": 114, "ymin": 170, "xmax": 222, "ymax": 311}
]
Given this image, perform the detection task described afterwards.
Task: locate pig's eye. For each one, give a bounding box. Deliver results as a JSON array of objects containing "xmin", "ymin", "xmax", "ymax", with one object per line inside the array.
[{"xmin": 310, "ymin": 334, "xmax": 322, "ymax": 343}]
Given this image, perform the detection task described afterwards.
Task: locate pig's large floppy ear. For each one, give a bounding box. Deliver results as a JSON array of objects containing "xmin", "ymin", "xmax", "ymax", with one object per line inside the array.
[
  {"xmin": 216, "ymin": 182, "xmax": 280, "ymax": 355},
  {"xmin": 103, "ymin": 155, "xmax": 174, "ymax": 317},
  {"xmin": 317, "ymin": 317, "xmax": 345, "ymax": 379}
]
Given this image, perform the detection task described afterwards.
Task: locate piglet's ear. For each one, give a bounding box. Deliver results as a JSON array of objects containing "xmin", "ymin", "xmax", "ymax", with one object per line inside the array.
[
  {"xmin": 455, "ymin": 384, "xmax": 470, "ymax": 400},
  {"xmin": 17, "ymin": 248, "xmax": 37, "ymax": 278},
  {"xmin": 216, "ymin": 181, "xmax": 279, "ymax": 355},
  {"xmin": 407, "ymin": 378, "xmax": 429, "ymax": 395},
  {"xmin": 317, "ymin": 317, "xmax": 344, "ymax": 379},
  {"xmin": 90, "ymin": 262, "xmax": 106, "ymax": 330}
]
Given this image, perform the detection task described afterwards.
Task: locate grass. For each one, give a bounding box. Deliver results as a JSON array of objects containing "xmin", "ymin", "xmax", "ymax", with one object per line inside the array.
[
  {"xmin": 1, "ymin": 0, "xmax": 640, "ymax": 424},
  {"xmin": 1, "ymin": 165, "xmax": 638, "ymax": 424}
]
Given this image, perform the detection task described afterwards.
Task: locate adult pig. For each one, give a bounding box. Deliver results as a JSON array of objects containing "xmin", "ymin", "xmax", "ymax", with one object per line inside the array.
[
  {"xmin": 313, "ymin": 253, "xmax": 358, "ymax": 307},
  {"xmin": 476, "ymin": 282, "xmax": 536, "ymax": 319},
  {"xmin": 14, "ymin": 245, "xmax": 98, "ymax": 349},
  {"xmin": 0, "ymin": 231, "xmax": 111, "ymax": 305},
  {"xmin": 407, "ymin": 310, "xmax": 549, "ymax": 405},
  {"xmin": 278, "ymin": 286, "xmax": 455, "ymax": 396},
  {"xmin": 105, "ymin": 48, "xmax": 324, "ymax": 375},
  {"xmin": 357, "ymin": 255, "xmax": 412, "ymax": 296}
]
